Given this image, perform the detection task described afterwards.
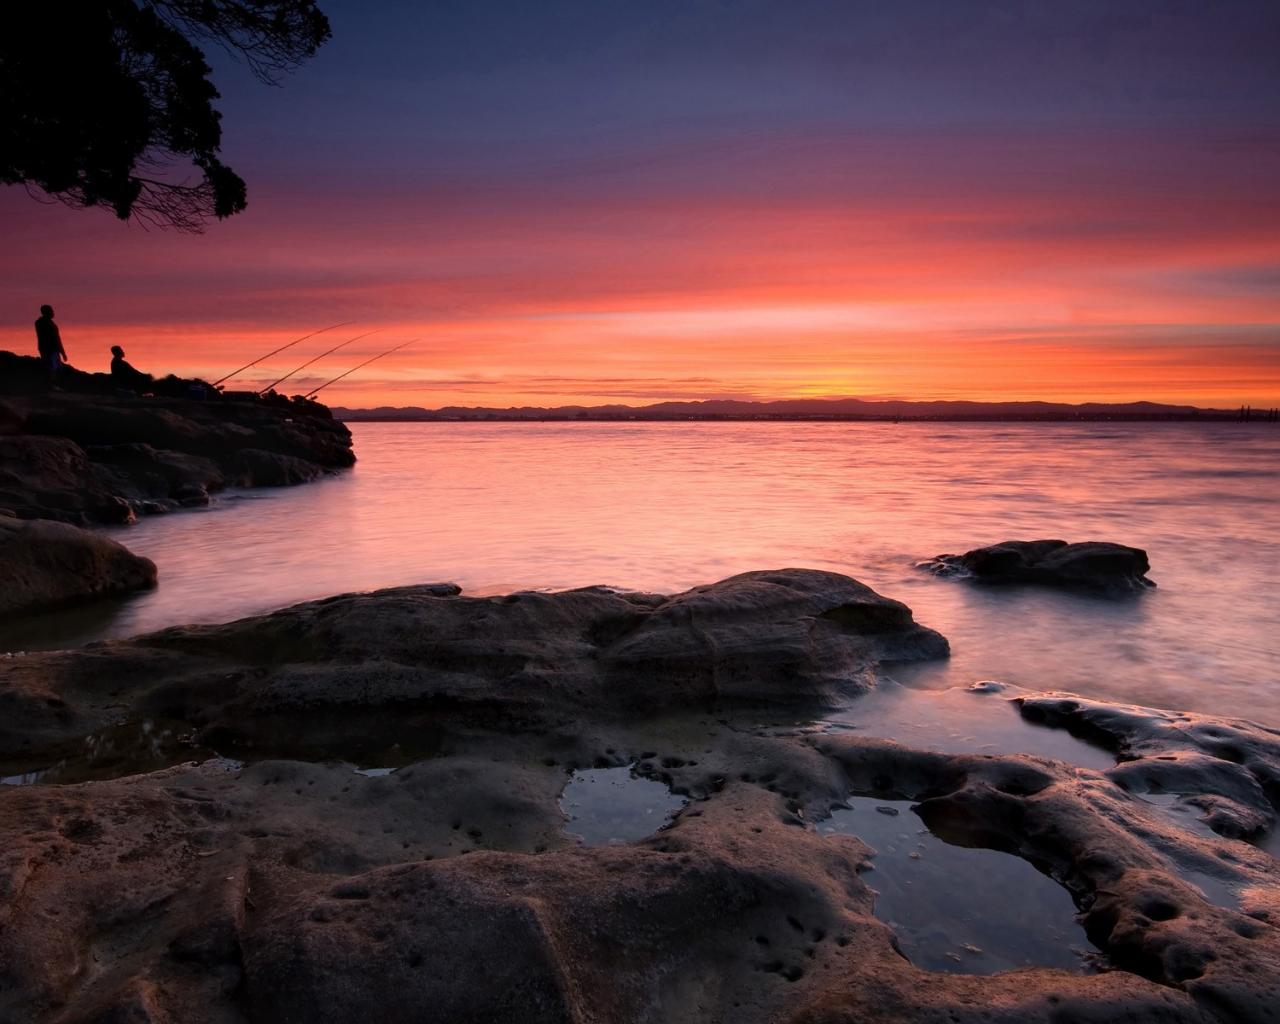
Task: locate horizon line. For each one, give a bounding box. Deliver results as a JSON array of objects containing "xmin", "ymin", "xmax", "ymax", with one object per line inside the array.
[{"xmin": 326, "ymin": 395, "xmax": 1280, "ymax": 422}]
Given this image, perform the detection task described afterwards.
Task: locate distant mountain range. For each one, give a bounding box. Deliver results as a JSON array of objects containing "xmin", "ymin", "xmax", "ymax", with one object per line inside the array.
[{"xmin": 330, "ymin": 397, "xmax": 1261, "ymax": 422}]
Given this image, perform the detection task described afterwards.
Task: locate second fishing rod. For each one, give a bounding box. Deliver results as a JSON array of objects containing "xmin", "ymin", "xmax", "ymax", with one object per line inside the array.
[
  {"xmin": 258, "ymin": 328, "xmax": 383, "ymax": 395},
  {"xmin": 305, "ymin": 337, "xmax": 418, "ymax": 398}
]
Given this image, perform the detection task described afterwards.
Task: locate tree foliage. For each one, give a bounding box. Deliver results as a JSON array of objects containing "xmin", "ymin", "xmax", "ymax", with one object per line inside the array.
[{"xmin": 0, "ymin": 1, "xmax": 329, "ymax": 231}]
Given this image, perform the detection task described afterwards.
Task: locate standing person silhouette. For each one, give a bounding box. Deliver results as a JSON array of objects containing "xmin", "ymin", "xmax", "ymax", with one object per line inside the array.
[{"xmin": 35, "ymin": 305, "xmax": 67, "ymax": 386}]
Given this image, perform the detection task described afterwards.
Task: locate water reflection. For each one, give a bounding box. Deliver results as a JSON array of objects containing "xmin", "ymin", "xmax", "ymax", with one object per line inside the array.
[
  {"xmin": 821, "ymin": 683, "xmax": 1115, "ymax": 769},
  {"xmin": 819, "ymin": 796, "xmax": 1097, "ymax": 974},
  {"xmin": 1, "ymin": 768, "xmax": 51, "ymax": 786},
  {"xmin": 6, "ymin": 422, "xmax": 1278, "ymax": 725},
  {"xmin": 559, "ymin": 764, "xmax": 687, "ymax": 845}
]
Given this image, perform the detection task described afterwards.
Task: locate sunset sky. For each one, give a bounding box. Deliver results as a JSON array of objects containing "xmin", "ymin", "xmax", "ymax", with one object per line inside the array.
[{"xmin": 2, "ymin": 0, "xmax": 1278, "ymax": 408}]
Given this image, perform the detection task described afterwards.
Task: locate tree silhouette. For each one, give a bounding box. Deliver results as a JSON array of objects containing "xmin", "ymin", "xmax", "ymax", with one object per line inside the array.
[{"xmin": 0, "ymin": 1, "xmax": 329, "ymax": 231}]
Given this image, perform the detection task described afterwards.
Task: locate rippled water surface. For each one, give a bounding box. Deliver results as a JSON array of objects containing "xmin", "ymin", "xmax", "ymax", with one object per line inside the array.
[{"xmin": 9, "ymin": 422, "xmax": 1280, "ymax": 724}]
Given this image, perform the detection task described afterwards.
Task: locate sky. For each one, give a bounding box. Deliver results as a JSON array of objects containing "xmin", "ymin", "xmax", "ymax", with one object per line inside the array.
[{"xmin": 2, "ymin": 0, "xmax": 1279, "ymax": 408}]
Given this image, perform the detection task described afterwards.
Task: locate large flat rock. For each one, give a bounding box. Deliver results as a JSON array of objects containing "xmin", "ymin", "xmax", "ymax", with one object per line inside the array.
[
  {"xmin": 0, "ymin": 569, "xmax": 948, "ymax": 762},
  {"xmin": 1, "ymin": 574, "xmax": 1277, "ymax": 1023}
]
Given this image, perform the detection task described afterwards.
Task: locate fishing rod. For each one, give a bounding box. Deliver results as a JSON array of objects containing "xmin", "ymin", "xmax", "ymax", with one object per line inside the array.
[
  {"xmin": 211, "ymin": 321, "xmax": 354, "ymax": 387},
  {"xmin": 304, "ymin": 338, "xmax": 418, "ymax": 399},
  {"xmin": 257, "ymin": 328, "xmax": 383, "ymax": 394}
]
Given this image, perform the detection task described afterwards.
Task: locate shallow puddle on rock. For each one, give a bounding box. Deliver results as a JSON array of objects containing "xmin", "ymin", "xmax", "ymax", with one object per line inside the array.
[
  {"xmin": 0, "ymin": 719, "xmax": 214, "ymax": 787},
  {"xmin": 820, "ymin": 796, "xmax": 1097, "ymax": 974},
  {"xmin": 1138, "ymin": 793, "xmax": 1220, "ymax": 840},
  {"xmin": 822, "ymin": 684, "xmax": 1114, "ymax": 770},
  {"xmin": 346, "ymin": 765, "xmax": 396, "ymax": 778},
  {"xmin": 1, "ymin": 768, "xmax": 52, "ymax": 786},
  {"xmin": 1179, "ymin": 868, "xmax": 1239, "ymax": 909},
  {"xmin": 1134, "ymin": 794, "xmax": 1251, "ymax": 905},
  {"xmin": 0, "ymin": 710, "xmax": 449, "ymax": 787},
  {"xmin": 560, "ymin": 765, "xmax": 687, "ymax": 846}
]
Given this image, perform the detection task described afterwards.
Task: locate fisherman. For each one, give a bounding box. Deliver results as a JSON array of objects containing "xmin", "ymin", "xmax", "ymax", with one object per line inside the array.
[
  {"xmin": 110, "ymin": 345, "xmax": 153, "ymax": 392},
  {"xmin": 34, "ymin": 304, "xmax": 67, "ymax": 385}
]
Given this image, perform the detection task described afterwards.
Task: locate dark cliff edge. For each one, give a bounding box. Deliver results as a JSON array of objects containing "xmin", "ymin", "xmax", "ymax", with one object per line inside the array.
[
  {"xmin": 0, "ymin": 350, "xmax": 354, "ymax": 525},
  {"xmin": 0, "ymin": 350, "xmax": 354, "ymax": 616}
]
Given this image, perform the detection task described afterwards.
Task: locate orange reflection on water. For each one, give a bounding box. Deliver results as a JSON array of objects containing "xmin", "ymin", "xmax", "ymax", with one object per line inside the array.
[{"xmin": 12, "ymin": 421, "xmax": 1278, "ymax": 727}]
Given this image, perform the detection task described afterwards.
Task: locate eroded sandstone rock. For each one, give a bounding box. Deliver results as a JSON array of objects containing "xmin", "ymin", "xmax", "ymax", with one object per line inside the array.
[
  {"xmin": 1, "ymin": 576, "xmax": 1277, "ymax": 1024},
  {"xmin": 0, "ymin": 754, "xmax": 1221, "ymax": 1024},
  {"xmin": 1017, "ymin": 693, "xmax": 1280, "ymax": 841},
  {"xmin": 86, "ymin": 443, "xmax": 226, "ymax": 508},
  {"xmin": 229, "ymin": 448, "xmax": 326, "ymax": 487}
]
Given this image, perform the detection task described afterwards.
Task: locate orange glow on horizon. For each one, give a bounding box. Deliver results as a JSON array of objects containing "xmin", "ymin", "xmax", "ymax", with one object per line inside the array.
[
  {"xmin": 24, "ymin": 316, "xmax": 1275, "ymax": 411},
  {"xmin": 2, "ymin": 124, "xmax": 1278, "ymax": 409}
]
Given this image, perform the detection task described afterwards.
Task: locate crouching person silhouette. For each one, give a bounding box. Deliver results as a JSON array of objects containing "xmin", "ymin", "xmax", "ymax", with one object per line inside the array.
[{"xmin": 110, "ymin": 345, "xmax": 153, "ymax": 392}]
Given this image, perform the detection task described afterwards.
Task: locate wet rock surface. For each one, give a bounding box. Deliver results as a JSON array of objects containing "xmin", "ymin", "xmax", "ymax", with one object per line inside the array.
[
  {"xmin": 0, "ymin": 515, "xmax": 157, "ymax": 617},
  {"xmin": 1017, "ymin": 693, "xmax": 1280, "ymax": 843},
  {"xmin": 920, "ymin": 539, "xmax": 1155, "ymax": 594},
  {"xmin": 1, "ymin": 572, "xmax": 1277, "ymax": 1023}
]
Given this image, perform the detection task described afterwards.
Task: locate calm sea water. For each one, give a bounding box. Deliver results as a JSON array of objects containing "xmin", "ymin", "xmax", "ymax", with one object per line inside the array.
[{"xmin": 10, "ymin": 422, "xmax": 1280, "ymax": 725}]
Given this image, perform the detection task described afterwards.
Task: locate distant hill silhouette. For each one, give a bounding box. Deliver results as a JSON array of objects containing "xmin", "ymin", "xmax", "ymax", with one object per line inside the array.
[{"xmin": 331, "ymin": 397, "xmax": 1243, "ymax": 422}]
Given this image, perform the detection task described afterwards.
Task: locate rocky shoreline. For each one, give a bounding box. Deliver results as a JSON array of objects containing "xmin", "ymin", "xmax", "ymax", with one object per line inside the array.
[
  {"xmin": 1, "ymin": 569, "xmax": 1276, "ymax": 1023},
  {"xmin": 0, "ymin": 356, "xmax": 354, "ymax": 617},
  {"xmin": 0, "ymin": 392, "xmax": 353, "ymax": 525}
]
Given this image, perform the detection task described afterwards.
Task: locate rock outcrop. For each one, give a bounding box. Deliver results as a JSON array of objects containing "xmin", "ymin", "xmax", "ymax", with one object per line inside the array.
[
  {"xmin": 0, "ymin": 376, "xmax": 351, "ymax": 619},
  {"xmin": 0, "ymin": 434, "xmax": 137, "ymax": 524},
  {"xmin": 919, "ymin": 539, "xmax": 1155, "ymax": 594},
  {"xmin": 0, "ymin": 515, "xmax": 157, "ymax": 617},
  {"xmin": 1, "ymin": 573, "xmax": 1277, "ymax": 1024},
  {"xmin": 0, "ymin": 374, "xmax": 353, "ymax": 525},
  {"xmin": 0, "ymin": 365, "xmax": 354, "ymax": 628}
]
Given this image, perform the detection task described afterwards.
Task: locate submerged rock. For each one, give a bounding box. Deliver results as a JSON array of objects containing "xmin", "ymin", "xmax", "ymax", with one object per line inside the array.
[
  {"xmin": 0, "ymin": 515, "xmax": 157, "ymax": 617},
  {"xmin": 920, "ymin": 539, "xmax": 1154, "ymax": 594}
]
